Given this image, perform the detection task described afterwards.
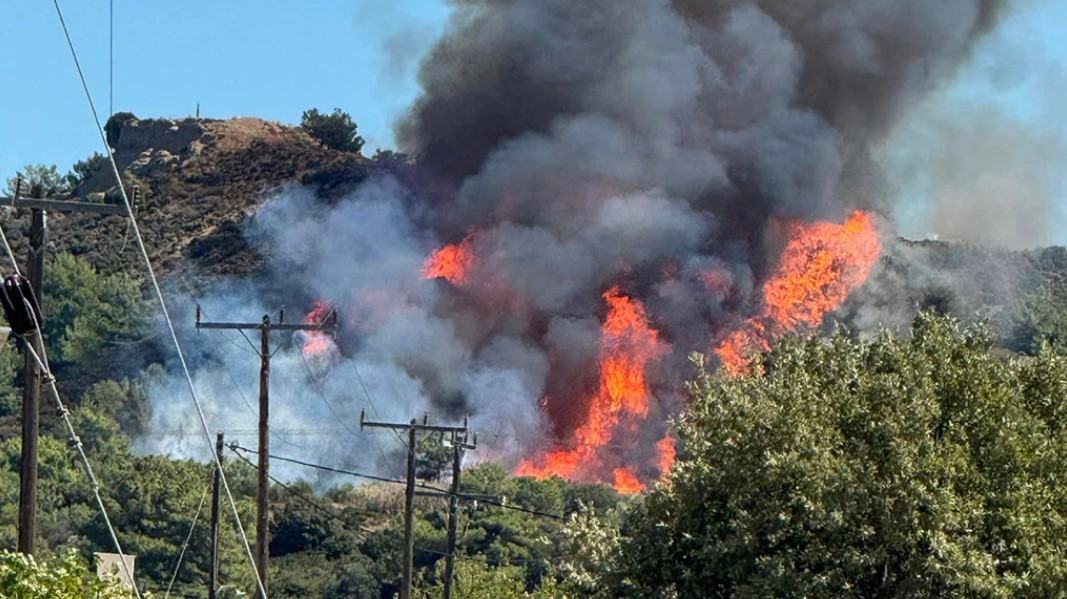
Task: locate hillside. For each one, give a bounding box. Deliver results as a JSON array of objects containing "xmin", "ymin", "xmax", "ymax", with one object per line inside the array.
[{"xmin": 3, "ymin": 115, "xmax": 385, "ymax": 285}]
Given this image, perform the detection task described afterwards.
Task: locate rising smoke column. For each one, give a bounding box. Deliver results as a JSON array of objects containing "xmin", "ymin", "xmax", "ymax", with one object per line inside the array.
[
  {"xmin": 145, "ymin": 0, "xmax": 1011, "ymax": 491},
  {"xmin": 394, "ymin": 0, "xmax": 1006, "ymax": 488}
]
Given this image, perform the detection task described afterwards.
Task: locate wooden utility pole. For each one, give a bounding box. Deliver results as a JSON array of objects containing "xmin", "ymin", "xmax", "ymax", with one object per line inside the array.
[
  {"xmin": 442, "ymin": 428, "xmax": 476, "ymax": 599},
  {"xmin": 196, "ymin": 309, "xmax": 337, "ymax": 599},
  {"xmin": 209, "ymin": 431, "xmax": 224, "ymax": 599},
  {"xmin": 360, "ymin": 412, "xmax": 471, "ymax": 599},
  {"xmin": 2, "ymin": 177, "xmax": 128, "ymax": 555}
]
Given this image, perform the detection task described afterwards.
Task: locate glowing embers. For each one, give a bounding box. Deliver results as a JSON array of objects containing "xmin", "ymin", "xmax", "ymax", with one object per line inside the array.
[
  {"xmin": 422, "ymin": 234, "xmax": 474, "ymax": 284},
  {"xmin": 516, "ymin": 287, "xmax": 668, "ymax": 493},
  {"xmin": 716, "ymin": 210, "xmax": 881, "ymax": 373}
]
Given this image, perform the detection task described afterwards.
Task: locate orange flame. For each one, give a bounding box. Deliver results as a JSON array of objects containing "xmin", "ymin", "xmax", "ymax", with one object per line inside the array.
[
  {"xmin": 612, "ymin": 468, "xmax": 645, "ymax": 494},
  {"xmin": 656, "ymin": 435, "xmax": 675, "ymax": 477},
  {"xmin": 716, "ymin": 210, "xmax": 880, "ymax": 373},
  {"xmin": 516, "ymin": 286, "xmax": 666, "ymax": 492},
  {"xmin": 422, "ymin": 235, "xmax": 474, "ymax": 284},
  {"xmin": 301, "ymin": 300, "xmax": 333, "ymax": 359}
]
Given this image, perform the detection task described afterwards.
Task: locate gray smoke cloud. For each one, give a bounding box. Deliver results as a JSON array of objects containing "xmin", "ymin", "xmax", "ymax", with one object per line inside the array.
[
  {"xmin": 144, "ymin": 0, "xmax": 1012, "ymax": 486},
  {"xmin": 880, "ymin": 3, "xmax": 1067, "ymax": 250}
]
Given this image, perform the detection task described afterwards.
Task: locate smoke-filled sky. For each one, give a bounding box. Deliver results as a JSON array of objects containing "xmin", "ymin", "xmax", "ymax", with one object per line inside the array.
[
  {"xmin": 1, "ymin": 0, "xmax": 1065, "ymax": 245},
  {"xmin": 119, "ymin": 0, "xmax": 1066, "ymax": 490}
]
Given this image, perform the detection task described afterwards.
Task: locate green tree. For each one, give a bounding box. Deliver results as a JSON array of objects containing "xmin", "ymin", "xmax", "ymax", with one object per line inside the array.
[
  {"xmin": 1011, "ymin": 285, "xmax": 1067, "ymax": 353},
  {"xmin": 79, "ymin": 378, "xmax": 149, "ymax": 437},
  {"xmin": 5, "ymin": 164, "xmax": 68, "ymax": 197},
  {"xmin": 415, "ymin": 558, "xmax": 563, "ymax": 599},
  {"xmin": 300, "ymin": 108, "xmax": 365, "ymax": 153},
  {"xmin": 603, "ymin": 314, "xmax": 1067, "ymax": 598},
  {"xmin": 416, "ymin": 432, "xmax": 452, "ymax": 481},
  {"xmin": 0, "ymin": 550, "xmax": 133, "ymax": 598},
  {"xmin": 43, "ymin": 253, "xmax": 151, "ymax": 383},
  {"xmin": 65, "ymin": 153, "xmax": 108, "ymax": 191}
]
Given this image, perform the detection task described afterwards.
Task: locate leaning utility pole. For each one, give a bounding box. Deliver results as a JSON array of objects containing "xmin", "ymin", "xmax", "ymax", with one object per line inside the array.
[
  {"xmin": 360, "ymin": 412, "xmax": 471, "ymax": 599},
  {"xmin": 196, "ymin": 309, "xmax": 337, "ymax": 599},
  {"xmin": 209, "ymin": 431, "xmax": 224, "ymax": 599},
  {"xmin": 1, "ymin": 176, "xmax": 129, "ymax": 555}
]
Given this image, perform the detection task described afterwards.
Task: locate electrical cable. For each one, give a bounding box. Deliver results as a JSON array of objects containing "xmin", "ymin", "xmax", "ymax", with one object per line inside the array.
[
  {"xmin": 0, "ymin": 219, "xmax": 21, "ymax": 278},
  {"xmin": 229, "ymin": 444, "xmax": 565, "ymax": 521},
  {"xmin": 162, "ymin": 477, "xmax": 212, "ymax": 599},
  {"xmin": 0, "ymin": 205, "xmax": 142, "ymax": 595},
  {"xmin": 49, "ymin": 2, "xmax": 266, "ymax": 595},
  {"xmin": 230, "ymin": 443, "xmax": 405, "ymax": 486},
  {"xmin": 346, "ymin": 358, "xmax": 410, "ymax": 451},
  {"xmin": 226, "ymin": 446, "xmax": 373, "ymax": 535},
  {"xmin": 296, "ymin": 348, "xmax": 397, "ymax": 468},
  {"xmin": 24, "ymin": 341, "xmax": 143, "ymax": 598}
]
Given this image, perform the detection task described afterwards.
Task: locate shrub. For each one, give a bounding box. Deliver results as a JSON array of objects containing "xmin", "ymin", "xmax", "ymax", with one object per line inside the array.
[{"xmin": 300, "ymin": 108, "xmax": 365, "ymax": 153}]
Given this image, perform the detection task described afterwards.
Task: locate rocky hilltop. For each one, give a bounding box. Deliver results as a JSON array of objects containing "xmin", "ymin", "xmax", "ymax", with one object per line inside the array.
[{"xmin": 5, "ymin": 115, "xmax": 384, "ymax": 283}]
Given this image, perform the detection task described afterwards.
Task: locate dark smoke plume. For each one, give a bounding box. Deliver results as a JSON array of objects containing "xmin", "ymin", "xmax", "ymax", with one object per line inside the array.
[{"xmin": 147, "ymin": 0, "xmax": 1011, "ymax": 482}]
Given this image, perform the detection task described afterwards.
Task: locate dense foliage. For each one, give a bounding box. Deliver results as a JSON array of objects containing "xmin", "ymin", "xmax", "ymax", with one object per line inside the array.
[
  {"xmin": 6, "ymin": 237, "xmax": 1067, "ymax": 598},
  {"xmin": 5, "ymin": 165, "xmax": 67, "ymax": 198},
  {"xmin": 65, "ymin": 153, "xmax": 107, "ymax": 191},
  {"xmin": 300, "ymin": 108, "xmax": 365, "ymax": 153},
  {"xmin": 590, "ymin": 315, "xmax": 1067, "ymax": 598},
  {"xmin": 0, "ymin": 550, "xmax": 132, "ymax": 598}
]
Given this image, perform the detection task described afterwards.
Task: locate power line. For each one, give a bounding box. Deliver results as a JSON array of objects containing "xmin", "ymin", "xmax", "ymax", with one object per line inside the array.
[
  {"xmin": 0, "ymin": 211, "xmax": 142, "ymax": 595},
  {"xmin": 49, "ymin": 2, "xmax": 266, "ymax": 595},
  {"xmin": 24, "ymin": 342, "xmax": 143, "ymax": 598},
  {"xmin": 226, "ymin": 446, "xmax": 372, "ymax": 535},
  {"xmin": 346, "ymin": 358, "xmax": 410, "ymax": 451},
  {"xmin": 162, "ymin": 476, "xmax": 212, "ymax": 599},
  {"xmin": 296, "ymin": 348, "xmax": 398, "ymax": 468},
  {"xmin": 229, "ymin": 443, "xmax": 405, "ymax": 486},
  {"xmin": 228, "ymin": 444, "xmax": 565, "ymax": 521}
]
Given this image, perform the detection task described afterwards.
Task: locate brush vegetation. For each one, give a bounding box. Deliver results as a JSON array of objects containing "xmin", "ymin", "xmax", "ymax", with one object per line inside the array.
[{"xmin": 4, "ymin": 253, "xmax": 1067, "ymax": 596}]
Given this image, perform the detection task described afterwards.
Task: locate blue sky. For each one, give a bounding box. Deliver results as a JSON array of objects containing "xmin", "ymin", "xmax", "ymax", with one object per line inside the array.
[
  {"xmin": 2, "ymin": 1, "xmax": 1065, "ymax": 244},
  {"xmin": 0, "ymin": 0, "xmax": 450, "ymax": 177}
]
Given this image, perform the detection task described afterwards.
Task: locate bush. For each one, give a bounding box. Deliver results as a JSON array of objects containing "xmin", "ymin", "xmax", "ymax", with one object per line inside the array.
[
  {"xmin": 300, "ymin": 108, "xmax": 365, "ymax": 153},
  {"xmin": 65, "ymin": 153, "xmax": 108, "ymax": 191},
  {"xmin": 603, "ymin": 314, "xmax": 1067, "ymax": 598},
  {"xmin": 0, "ymin": 550, "xmax": 132, "ymax": 598},
  {"xmin": 5, "ymin": 164, "xmax": 68, "ymax": 198}
]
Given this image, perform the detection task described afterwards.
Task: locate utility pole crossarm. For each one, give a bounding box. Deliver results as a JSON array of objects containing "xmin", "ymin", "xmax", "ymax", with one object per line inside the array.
[
  {"xmin": 0, "ymin": 196, "xmax": 128, "ymax": 215},
  {"xmin": 191, "ymin": 308, "xmax": 337, "ymax": 599},
  {"xmin": 360, "ymin": 413, "xmax": 475, "ymax": 599},
  {"xmin": 14, "ymin": 176, "xmax": 133, "ymax": 556},
  {"xmin": 195, "ymin": 307, "xmax": 339, "ymax": 333},
  {"xmin": 359, "ymin": 410, "xmax": 469, "ymax": 434},
  {"xmin": 196, "ymin": 321, "xmax": 336, "ymax": 332}
]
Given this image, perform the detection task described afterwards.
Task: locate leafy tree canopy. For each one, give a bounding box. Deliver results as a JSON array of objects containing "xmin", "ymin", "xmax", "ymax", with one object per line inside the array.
[
  {"xmin": 597, "ymin": 314, "xmax": 1067, "ymax": 598},
  {"xmin": 5, "ymin": 165, "xmax": 68, "ymax": 198},
  {"xmin": 300, "ymin": 108, "xmax": 365, "ymax": 153},
  {"xmin": 43, "ymin": 252, "xmax": 152, "ymax": 383},
  {"xmin": 65, "ymin": 153, "xmax": 108, "ymax": 191},
  {"xmin": 0, "ymin": 550, "xmax": 133, "ymax": 598}
]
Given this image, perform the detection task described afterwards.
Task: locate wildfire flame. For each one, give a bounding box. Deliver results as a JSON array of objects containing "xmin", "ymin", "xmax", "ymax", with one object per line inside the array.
[
  {"xmin": 422, "ymin": 235, "xmax": 474, "ymax": 284},
  {"xmin": 716, "ymin": 210, "xmax": 881, "ymax": 373},
  {"xmin": 426, "ymin": 211, "xmax": 880, "ymax": 494},
  {"xmin": 301, "ymin": 300, "xmax": 334, "ymax": 360},
  {"xmin": 516, "ymin": 286, "xmax": 666, "ymax": 493},
  {"xmin": 656, "ymin": 435, "xmax": 675, "ymax": 478},
  {"xmin": 612, "ymin": 468, "xmax": 645, "ymax": 494}
]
